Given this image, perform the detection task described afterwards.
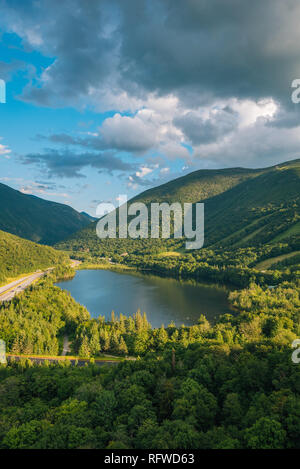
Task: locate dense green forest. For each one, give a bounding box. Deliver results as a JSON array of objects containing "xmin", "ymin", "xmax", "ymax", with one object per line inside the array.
[
  {"xmin": 0, "ymin": 182, "xmax": 91, "ymax": 244},
  {"xmin": 0, "ymin": 269, "xmax": 89, "ymax": 356},
  {"xmin": 0, "ymin": 230, "xmax": 68, "ymax": 285},
  {"xmin": 0, "ymin": 341, "xmax": 299, "ymax": 449}
]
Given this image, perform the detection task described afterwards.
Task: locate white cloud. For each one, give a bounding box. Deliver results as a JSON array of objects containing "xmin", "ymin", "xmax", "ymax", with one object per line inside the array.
[
  {"xmin": 99, "ymin": 94, "xmax": 186, "ymax": 159},
  {"xmin": 136, "ymin": 166, "xmax": 154, "ymax": 178},
  {"xmin": 19, "ymin": 181, "xmax": 69, "ymax": 198},
  {"xmin": 160, "ymin": 167, "xmax": 170, "ymax": 174},
  {"xmin": 193, "ymin": 119, "xmax": 300, "ymax": 168},
  {"xmin": 0, "ymin": 141, "xmax": 11, "ymax": 157},
  {"xmin": 0, "ymin": 177, "xmax": 23, "ymax": 182},
  {"xmin": 100, "ymin": 113, "xmax": 157, "ymax": 153},
  {"xmin": 98, "ymin": 94, "xmax": 280, "ymax": 168},
  {"xmin": 229, "ymin": 98, "xmax": 277, "ymax": 127}
]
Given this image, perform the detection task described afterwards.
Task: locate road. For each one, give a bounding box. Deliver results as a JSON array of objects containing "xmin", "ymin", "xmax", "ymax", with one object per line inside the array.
[
  {"xmin": 0, "ymin": 269, "xmax": 51, "ymax": 302},
  {"xmin": 6, "ymin": 354, "xmax": 121, "ymax": 367}
]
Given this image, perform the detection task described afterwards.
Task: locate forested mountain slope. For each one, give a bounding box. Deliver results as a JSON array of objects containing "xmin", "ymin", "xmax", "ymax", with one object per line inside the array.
[
  {"xmin": 56, "ymin": 159, "xmax": 300, "ymax": 255},
  {"xmin": 0, "ymin": 230, "xmax": 67, "ymax": 285},
  {"xmin": 0, "ymin": 182, "xmax": 91, "ymax": 245}
]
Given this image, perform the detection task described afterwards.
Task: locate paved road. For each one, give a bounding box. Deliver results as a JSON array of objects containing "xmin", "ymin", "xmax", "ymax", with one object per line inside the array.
[
  {"xmin": 6, "ymin": 355, "xmax": 120, "ymax": 367},
  {"xmin": 0, "ymin": 269, "xmax": 51, "ymax": 302}
]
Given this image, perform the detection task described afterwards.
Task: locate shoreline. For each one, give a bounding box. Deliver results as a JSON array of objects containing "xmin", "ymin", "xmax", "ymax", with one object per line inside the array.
[{"xmin": 74, "ymin": 260, "xmax": 237, "ymax": 290}]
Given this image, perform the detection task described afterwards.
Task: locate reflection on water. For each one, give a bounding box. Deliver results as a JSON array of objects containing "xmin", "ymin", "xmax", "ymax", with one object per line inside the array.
[{"xmin": 56, "ymin": 269, "xmax": 232, "ymax": 328}]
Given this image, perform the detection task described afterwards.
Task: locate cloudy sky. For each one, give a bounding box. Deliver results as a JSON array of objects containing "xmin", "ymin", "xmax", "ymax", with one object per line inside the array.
[{"xmin": 1, "ymin": 0, "xmax": 300, "ymax": 214}]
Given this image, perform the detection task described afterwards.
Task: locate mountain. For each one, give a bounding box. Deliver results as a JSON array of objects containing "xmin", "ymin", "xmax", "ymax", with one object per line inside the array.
[
  {"xmin": 80, "ymin": 211, "xmax": 97, "ymax": 222},
  {"xmin": 0, "ymin": 229, "xmax": 67, "ymax": 285},
  {"xmin": 56, "ymin": 159, "xmax": 300, "ymax": 255},
  {"xmin": 132, "ymin": 166, "xmax": 263, "ymax": 205},
  {"xmin": 0, "ymin": 183, "xmax": 91, "ymax": 245},
  {"xmin": 204, "ymin": 160, "xmax": 300, "ymax": 248}
]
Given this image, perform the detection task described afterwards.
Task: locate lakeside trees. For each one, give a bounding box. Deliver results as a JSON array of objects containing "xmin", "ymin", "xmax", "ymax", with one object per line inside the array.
[
  {"xmin": 0, "ymin": 272, "xmax": 89, "ymax": 355},
  {"xmin": 71, "ymin": 279, "xmax": 299, "ymax": 358}
]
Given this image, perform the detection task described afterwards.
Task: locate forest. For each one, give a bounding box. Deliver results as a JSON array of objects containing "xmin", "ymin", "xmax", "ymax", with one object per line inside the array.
[
  {"xmin": 0, "ymin": 259, "xmax": 299, "ymax": 449},
  {"xmin": 0, "ymin": 340, "xmax": 299, "ymax": 449},
  {"xmin": 0, "ymin": 230, "xmax": 68, "ymax": 285}
]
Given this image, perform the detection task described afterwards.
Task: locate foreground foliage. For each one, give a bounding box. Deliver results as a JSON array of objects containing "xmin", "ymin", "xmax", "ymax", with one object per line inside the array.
[
  {"xmin": 0, "ymin": 269, "xmax": 299, "ymax": 449},
  {"xmin": 0, "ymin": 342, "xmax": 299, "ymax": 449}
]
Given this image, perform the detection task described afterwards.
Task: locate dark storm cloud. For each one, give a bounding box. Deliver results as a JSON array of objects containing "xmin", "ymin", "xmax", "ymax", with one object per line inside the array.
[
  {"xmin": 37, "ymin": 127, "xmax": 154, "ymax": 154},
  {"xmin": 1, "ymin": 0, "xmax": 119, "ymax": 107},
  {"xmin": 34, "ymin": 180, "xmax": 68, "ymax": 189},
  {"xmin": 36, "ymin": 133, "xmax": 106, "ymax": 151},
  {"xmin": 3, "ymin": 0, "xmax": 300, "ymax": 172},
  {"xmin": 265, "ymin": 108, "xmax": 300, "ymax": 129},
  {"xmin": 2, "ymin": 0, "xmax": 300, "ymax": 108},
  {"xmin": 118, "ymin": 0, "xmax": 300, "ymax": 106},
  {"xmin": 20, "ymin": 149, "xmax": 134, "ymax": 178}
]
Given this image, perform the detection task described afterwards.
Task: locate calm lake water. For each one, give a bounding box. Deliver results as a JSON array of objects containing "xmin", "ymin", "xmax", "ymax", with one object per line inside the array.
[{"xmin": 56, "ymin": 269, "xmax": 232, "ymax": 328}]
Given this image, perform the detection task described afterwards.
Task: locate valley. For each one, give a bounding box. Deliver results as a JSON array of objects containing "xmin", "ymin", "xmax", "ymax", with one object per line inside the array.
[{"xmin": 0, "ymin": 159, "xmax": 299, "ymax": 450}]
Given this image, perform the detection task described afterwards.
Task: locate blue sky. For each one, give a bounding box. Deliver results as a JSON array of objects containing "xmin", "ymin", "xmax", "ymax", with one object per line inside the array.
[{"xmin": 1, "ymin": 0, "xmax": 300, "ymax": 215}]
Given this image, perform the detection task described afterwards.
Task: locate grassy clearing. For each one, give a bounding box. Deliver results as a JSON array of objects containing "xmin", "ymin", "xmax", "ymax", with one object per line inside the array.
[
  {"xmin": 271, "ymin": 221, "xmax": 300, "ymax": 242},
  {"xmin": 156, "ymin": 251, "xmax": 182, "ymax": 258},
  {"xmin": 212, "ymin": 214, "xmax": 271, "ymax": 248},
  {"xmin": 232, "ymin": 224, "xmax": 267, "ymax": 247},
  {"xmin": 255, "ymin": 250, "xmax": 300, "ymax": 270}
]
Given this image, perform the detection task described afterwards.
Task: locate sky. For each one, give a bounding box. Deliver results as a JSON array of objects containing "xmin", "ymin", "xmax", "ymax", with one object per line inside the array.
[{"xmin": 1, "ymin": 0, "xmax": 300, "ymax": 215}]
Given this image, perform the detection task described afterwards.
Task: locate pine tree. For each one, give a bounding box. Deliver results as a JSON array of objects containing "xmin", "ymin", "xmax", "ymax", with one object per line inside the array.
[
  {"xmin": 79, "ymin": 336, "xmax": 91, "ymax": 358},
  {"xmin": 11, "ymin": 336, "xmax": 21, "ymax": 354},
  {"xmin": 118, "ymin": 336, "xmax": 128, "ymax": 356},
  {"xmin": 90, "ymin": 323, "xmax": 100, "ymax": 355}
]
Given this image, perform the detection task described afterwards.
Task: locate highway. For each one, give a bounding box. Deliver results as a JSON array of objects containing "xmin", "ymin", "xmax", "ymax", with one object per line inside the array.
[{"xmin": 0, "ymin": 270, "xmax": 51, "ymax": 302}]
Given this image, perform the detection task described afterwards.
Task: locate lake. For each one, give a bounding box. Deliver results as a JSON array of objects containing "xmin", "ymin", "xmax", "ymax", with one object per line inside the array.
[{"xmin": 56, "ymin": 269, "xmax": 232, "ymax": 328}]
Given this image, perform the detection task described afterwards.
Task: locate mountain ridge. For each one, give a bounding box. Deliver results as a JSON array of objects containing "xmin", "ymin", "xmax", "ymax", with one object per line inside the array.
[
  {"xmin": 56, "ymin": 158, "xmax": 300, "ymax": 255},
  {"xmin": 0, "ymin": 182, "xmax": 91, "ymax": 245}
]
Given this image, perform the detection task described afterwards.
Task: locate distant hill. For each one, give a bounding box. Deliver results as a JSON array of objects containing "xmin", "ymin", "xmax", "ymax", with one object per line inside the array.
[
  {"xmin": 56, "ymin": 159, "xmax": 300, "ymax": 255},
  {"xmin": 80, "ymin": 211, "xmax": 97, "ymax": 222},
  {"xmin": 0, "ymin": 183, "xmax": 91, "ymax": 245},
  {"xmin": 0, "ymin": 230, "xmax": 67, "ymax": 285}
]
